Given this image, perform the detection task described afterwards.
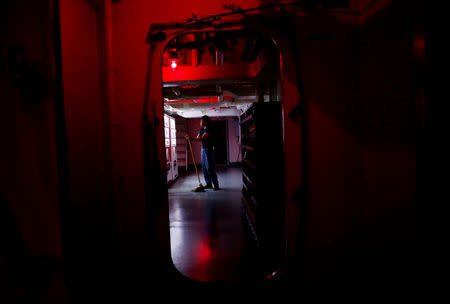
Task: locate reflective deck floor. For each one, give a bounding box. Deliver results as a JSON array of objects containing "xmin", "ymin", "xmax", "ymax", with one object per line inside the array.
[{"xmin": 168, "ymin": 167, "xmax": 256, "ymax": 282}]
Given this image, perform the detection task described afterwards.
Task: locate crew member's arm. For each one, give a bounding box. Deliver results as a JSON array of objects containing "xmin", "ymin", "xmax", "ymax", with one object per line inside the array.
[{"xmin": 185, "ymin": 131, "xmax": 210, "ymax": 142}]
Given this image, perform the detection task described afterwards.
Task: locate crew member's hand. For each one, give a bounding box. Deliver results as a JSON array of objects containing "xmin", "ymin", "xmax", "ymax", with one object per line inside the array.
[{"xmin": 185, "ymin": 134, "xmax": 191, "ymax": 140}]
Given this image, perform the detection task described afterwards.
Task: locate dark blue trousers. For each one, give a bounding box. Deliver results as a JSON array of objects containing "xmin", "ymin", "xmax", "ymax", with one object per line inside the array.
[{"xmin": 201, "ymin": 147, "xmax": 218, "ymax": 187}]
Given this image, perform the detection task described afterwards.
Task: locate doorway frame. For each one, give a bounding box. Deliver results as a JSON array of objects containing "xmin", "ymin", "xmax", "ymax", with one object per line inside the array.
[
  {"xmin": 210, "ymin": 119, "xmax": 228, "ymax": 166},
  {"xmin": 142, "ymin": 19, "xmax": 305, "ymax": 281}
]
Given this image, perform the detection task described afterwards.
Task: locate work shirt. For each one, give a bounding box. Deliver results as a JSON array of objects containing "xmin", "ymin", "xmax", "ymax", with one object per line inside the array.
[{"xmin": 199, "ymin": 126, "xmax": 214, "ymax": 149}]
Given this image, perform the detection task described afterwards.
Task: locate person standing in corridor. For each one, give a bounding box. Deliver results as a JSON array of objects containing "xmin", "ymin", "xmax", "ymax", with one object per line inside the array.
[{"xmin": 186, "ymin": 115, "xmax": 219, "ymax": 190}]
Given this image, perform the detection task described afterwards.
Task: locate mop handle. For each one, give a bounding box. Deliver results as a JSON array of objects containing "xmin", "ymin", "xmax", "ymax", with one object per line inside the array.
[{"xmin": 187, "ymin": 138, "xmax": 201, "ymax": 185}]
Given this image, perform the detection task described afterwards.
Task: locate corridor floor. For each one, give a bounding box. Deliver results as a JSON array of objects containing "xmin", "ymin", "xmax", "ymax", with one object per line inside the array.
[{"xmin": 168, "ymin": 167, "xmax": 255, "ymax": 282}]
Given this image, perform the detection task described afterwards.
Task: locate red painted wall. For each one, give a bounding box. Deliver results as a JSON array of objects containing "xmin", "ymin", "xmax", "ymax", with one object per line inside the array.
[
  {"xmin": 1, "ymin": 0, "xmax": 62, "ymax": 259},
  {"xmin": 60, "ymin": 0, "xmax": 105, "ymax": 208},
  {"xmin": 1, "ymin": 0, "xmax": 65, "ymax": 302},
  {"xmin": 59, "ymin": 0, "xmax": 120, "ymax": 300},
  {"xmin": 292, "ymin": 15, "xmax": 365, "ymax": 282},
  {"xmin": 55, "ymin": 0, "xmax": 418, "ymax": 291},
  {"xmin": 162, "ymin": 63, "xmax": 257, "ymax": 82},
  {"xmin": 292, "ymin": 2, "xmax": 417, "ymax": 285},
  {"xmin": 110, "ymin": 0, "xmax": 417, "ymax": 288},
  {"xmin": 357, "ymin": 0, "xmax": 417, "ymax": 278}
]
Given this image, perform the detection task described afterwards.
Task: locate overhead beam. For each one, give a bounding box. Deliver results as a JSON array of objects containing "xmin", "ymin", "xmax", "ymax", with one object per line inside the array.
[
  {"xmin": 162, "ymin": 63, "xmax": 259, "ymax": 82},
  {"xmin": 163, "ymin": 78, "xmax": 257, "ymax": 88}
]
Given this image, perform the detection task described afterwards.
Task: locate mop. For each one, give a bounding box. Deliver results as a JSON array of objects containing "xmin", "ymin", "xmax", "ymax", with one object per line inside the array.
[{"xmin": 187, "ymin": 137, "xmax": 205, "ymax": 192}]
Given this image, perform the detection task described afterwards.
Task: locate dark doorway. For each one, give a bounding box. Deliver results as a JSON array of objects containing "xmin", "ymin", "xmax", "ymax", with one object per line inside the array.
[
  {"xmin": 161, "ymin": 29, "xmax": 285, "ymax": 282},
  {"xmin": 211, "ymin": 120, "xmax": 228, "ymax": 166}
]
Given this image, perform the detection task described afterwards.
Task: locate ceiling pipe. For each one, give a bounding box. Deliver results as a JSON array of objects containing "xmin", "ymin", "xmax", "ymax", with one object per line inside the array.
[{"xmin": 149, "ymin": 0, "xmax": 376, "ymax": 34}]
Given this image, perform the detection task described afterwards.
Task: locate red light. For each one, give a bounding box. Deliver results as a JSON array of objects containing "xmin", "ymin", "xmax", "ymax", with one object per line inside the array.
[
  {"xmin": 170, "ymin": 60, "xmax": 178, "ymax": 71},
  {"xmin": 181, "ymin": 85, "xmax": 200, "ymax": 89}
]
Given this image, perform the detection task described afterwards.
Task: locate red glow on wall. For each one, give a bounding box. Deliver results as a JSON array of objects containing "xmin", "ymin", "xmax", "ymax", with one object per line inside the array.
[
  {"xmin": 164, "ymin": 96, "xmax": 219, "ymax": 104},
  {"xmin": 164, "ymin": 99, "xmax": 194, "ymax": 104},
  {"xmin": 197, "ymin": 242, "xmax": 212, "ymax": 262},
  {"xmin": 194, "ymin": 96, "xmax": 219, "ymax": 103},
  {"xmin": 162, "ymin": 63, "xmax": 258, "ymax": 82},
  {"xmin": 181, "ymin": 85, "xmax": 200, "ymax": 89},
  {"xmin": 222, "ymin": 94, "xmax": 234, "ymax": 102}
]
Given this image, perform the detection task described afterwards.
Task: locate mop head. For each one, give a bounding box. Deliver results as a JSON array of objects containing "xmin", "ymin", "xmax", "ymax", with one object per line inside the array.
[{"xmin": 192, "ymin": 183, "xmax": 205, "ymax": 192}]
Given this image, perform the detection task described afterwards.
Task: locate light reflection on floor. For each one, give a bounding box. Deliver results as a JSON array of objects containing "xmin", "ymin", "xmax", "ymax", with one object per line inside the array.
[{"xmin": 168, "ymin": 167, "xmax": 254, "ymax": 282}]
